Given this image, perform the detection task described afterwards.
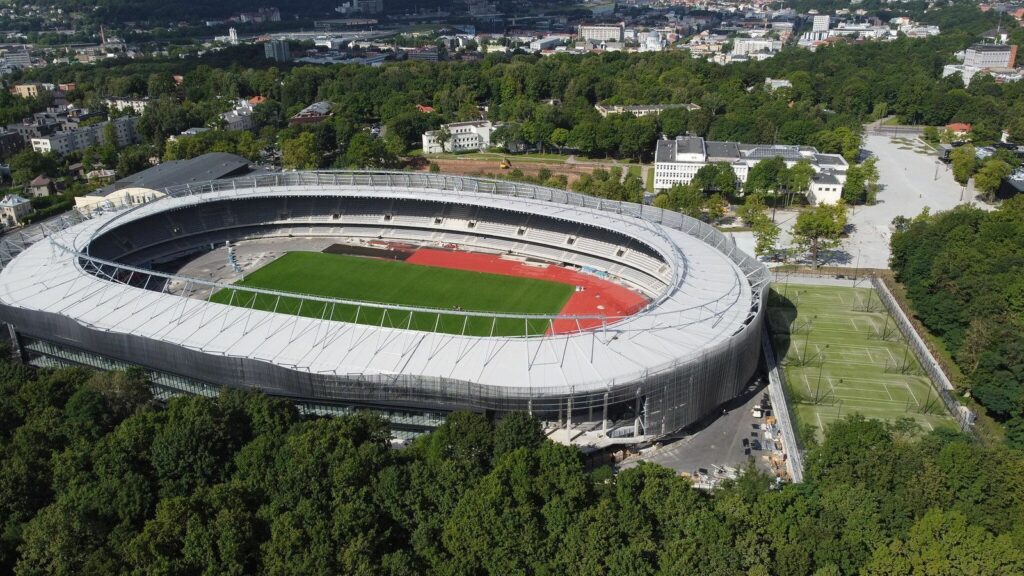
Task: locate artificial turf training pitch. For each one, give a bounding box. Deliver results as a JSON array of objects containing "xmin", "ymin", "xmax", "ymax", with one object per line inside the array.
[
  {"xmin": 209, "ymin": 251, "xmax": 575, "ymax": 337},
  {"xmin": 768, "ymin": 283, "xmax": 957, "ymax": 442}
]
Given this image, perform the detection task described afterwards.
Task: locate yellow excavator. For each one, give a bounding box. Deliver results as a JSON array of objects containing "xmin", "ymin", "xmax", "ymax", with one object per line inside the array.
[{"xmin": 499, "ymin": 157, "xmax": 512, "ymax": 169}]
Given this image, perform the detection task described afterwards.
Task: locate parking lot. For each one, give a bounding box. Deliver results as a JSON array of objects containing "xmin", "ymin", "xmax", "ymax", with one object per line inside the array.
[{"xmin": 618, "ymin": 381, "xmax": 781, "ymax": 481}]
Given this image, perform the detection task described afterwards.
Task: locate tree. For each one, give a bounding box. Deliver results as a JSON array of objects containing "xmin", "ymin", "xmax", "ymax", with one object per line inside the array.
[
  {"xmin": 344, "ymin": 132, "xmax": 398, "ymax": 168},
  {"xmin": 663, "ymin": 183, "xmax": 704, "ymax": 218},
  {"xmin": 434, "ymin": 126, "xmax": 452, "ymax": 153},
  {"xmin": 702, "ymin": 193, "xmax": 728, "ymax": 223},
  {"xmin": 862, "ymin": 509, "xmax": 1024, "ymax": 576},
  {"xmin": 137, "ymin": 96, "xmax": 191, "ymax": 146},
  {"xmin": 618, "ymin": 116, "xmax": 658, "ymax": 162},
  {"xmin": 814, "ymin": 127, "xmax": 862, "ymax": 162},
  {"xmin": 786, "ymin": 160, "xmax": 814, "ymax": 199},
  {"xmin": 860, "ymin": 156, "xmax": 880, "ymax": 204},
  {"xmin": 842, "ymin": 163, "xmax": 867, "ymax": 205},
  {"xmin": 659, "ymin": 108, "xmax": 689, "ymax": 138},
  {"xmin": 692, "ymin": 163, "xmax": 738, "ymax": 197},
  {"xmin": 387, "ymin": 111, "xmax": 440, "ymax": 150},
  {"xmin": 549, "ymin": 128, "xmax": 569, "ymax": 153},
  {"xmin": 950, "ymin": 145, "xmax": 977, "ymax": 189},
  {"xmin": 567, "ymin": 122, "xmax": 601, "ymax": 157},
  {"xmin": 753, "ymin": 218, "xmax": 781, "ymax": 259},
  {"xmin": 973, "ymin": 159, "xmax": 1011, "ymax": 201},
  {"xmin": 252, "ymin": 100, "xmax": 285, "ymax": 129},
  {"xmin": 492, "ymin": 123, "xmax": 526, "ymax": 153},
  {"xmin": 746, "ymin": 157, "xmax": 787, "ymax": 220},
  {"xmin": 115, "ymin": 147, "xmax": 153, "ymax": 179},
  {"xmin": 746, "ymin": 157, "xmax": 786, "ymax": 196},
  {"xmin": 493, "ymin": 413, "xmax": 543, "ymax": 462},
  {"xmin": 8, "ymin": 150, "xmax": 59, "ymax": 185},
  {"xmin": 792, "ymin": 202, "xmax": 847, "ymax": 266},
  {"xmin": 736, "ymin": 193, "xmax": 768, "ymax": 226},
  {"xmin": 146, "ymin": 73, "xmax": 177, "ymax": 99},
  {"xmin": 281, "ymin": 132, "xmax": 318, "ymax": 170}
]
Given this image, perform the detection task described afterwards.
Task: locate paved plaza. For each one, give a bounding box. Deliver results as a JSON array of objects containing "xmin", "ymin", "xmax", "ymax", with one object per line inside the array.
[
  {"xmin": 732, "ymin": 132, "xmax": 994, "ymax": 270},
  {"xmin": 840, "ymin": 133, "xmax": 992, "ymax": 269}
]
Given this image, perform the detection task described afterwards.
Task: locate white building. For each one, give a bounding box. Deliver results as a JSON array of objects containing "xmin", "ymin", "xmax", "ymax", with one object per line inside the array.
[
  {"xmin": 595, "ymin": 103, "xmax": 700, "ymax": 118},
  {"xmin": 0, "ymin": 194, "xmax": 32, "ymax": 227},
  {"xmin": 530, "ymin": 35, "xmax": 569, "ymax": 51},
  {"xmin": 577, "ymin": 24, "xmax": 624, "ymax": 42},
  {"xmin": 653, "ymin": 135, "xmax": 848, "ymax": 204},
  {"xmin": 809, "ymin": 172, "xmax": 844, "ymax": 205},
  {"xmin": 812, "ymin": 14, "xmax": 831, "ymax": 33},
  {"xmin": 639, "ymin": 31, "xmax": 666, "ymax": 52},
  {"xmin": 31, "ymin": 116, "xmax": 139, "ymax": 156},
  {"xmin": 105, "ymin": 97, "xmax": 151, "ymax": 114},
  {"xmin": 764, "ymin": 78, "xmax": 793, "ymax": 91},
  {"xmin": 220, "ymin": 99, "xmax": 256, "ymax": 131},
  {"xmin": 422, "ymin": 121, "xmax": 496, "ymax": 154},
  {"xmin": 733, "ymin": 38, "xmax": 783, "ymax": 57},
  {"xmin": 943, "ymin": 44, "xmax": 1019, "ymax": 86},
  {"xmin": 963, "ymin": 44, "xmax": 1017, "ymax": 68}
]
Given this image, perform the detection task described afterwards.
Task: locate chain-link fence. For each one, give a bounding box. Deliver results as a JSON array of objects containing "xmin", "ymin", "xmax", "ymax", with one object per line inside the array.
[{"xmin": 871, "ymin": 277, "xmax": 976, "ymax": 432}]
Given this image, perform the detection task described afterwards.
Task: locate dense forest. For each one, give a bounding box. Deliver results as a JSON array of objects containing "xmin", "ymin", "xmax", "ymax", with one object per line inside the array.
[
  {"xmin": 890, "ymin": 197, "xmax": 1024, "ymax": 447},
  {"xmin": 0, "ymin": 357, "xmax": 1023, "ymax": 575}
]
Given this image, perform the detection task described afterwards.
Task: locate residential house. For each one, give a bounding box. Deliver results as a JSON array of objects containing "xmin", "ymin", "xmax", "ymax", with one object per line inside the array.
[
  {"xmin": 0, "ymin": 194, "xmax": 32, "ymax": 227},
  {"xmin": 289, "ymin": 101, "xmax": 332, "ymax": 126},
  {"xmin": 26, "ymin": 175, "xmax": 55, "ymax": 198}
]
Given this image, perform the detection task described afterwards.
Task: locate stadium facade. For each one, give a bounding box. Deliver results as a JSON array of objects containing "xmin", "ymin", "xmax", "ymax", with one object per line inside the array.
[{"xmin": 0, "ymin": 172, "xmax": 770, "ymax": 440}]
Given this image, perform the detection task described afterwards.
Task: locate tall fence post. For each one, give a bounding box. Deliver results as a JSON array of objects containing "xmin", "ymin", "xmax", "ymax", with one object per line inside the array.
[{"xmin": 871, "ymin": 277, "xmax": 975, "ymax": 432}]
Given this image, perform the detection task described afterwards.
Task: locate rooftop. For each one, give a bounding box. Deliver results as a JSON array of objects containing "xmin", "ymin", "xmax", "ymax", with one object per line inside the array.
[
  {"xmin": 292, "ymin": 101, "xmax": 332, "ymax": 118},
  {"xmin": 656, "ymin": 135, "xmax": 847, "ymax": 168},
  {"xmin": 813, "ymin": 172, "xmax": 842, "ymax": 185},
  {"xmin": 968, "ymin": 43, "xmax": 1012, "ymax": 52},
  {"xmin": 93, "ymin": 152, "xmax": 252, "ymax": 196},
  {"xmin": 0, "ymin": 194, "xmax": 28, "ymax": 206}
]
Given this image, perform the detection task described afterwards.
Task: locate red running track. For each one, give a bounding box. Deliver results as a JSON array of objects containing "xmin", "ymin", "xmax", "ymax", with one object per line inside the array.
[{"xmin": 405, "ymin": 248, "xmax": 648, "ymax": 334}]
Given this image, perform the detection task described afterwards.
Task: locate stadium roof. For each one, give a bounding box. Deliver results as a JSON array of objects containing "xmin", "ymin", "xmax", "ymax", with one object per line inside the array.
[
  {"xmin": 1, "ymin": 181, "xmax": 758, "ymax": 395},
  {"xmin": 93, "ymin": 153, "xmax": 252, "ymax": 196}
]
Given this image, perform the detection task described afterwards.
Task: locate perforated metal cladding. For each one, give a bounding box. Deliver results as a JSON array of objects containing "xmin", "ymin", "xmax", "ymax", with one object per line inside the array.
[{"xmin": 1, "ymin": 289, "xmax": 764, "ymax": 434}]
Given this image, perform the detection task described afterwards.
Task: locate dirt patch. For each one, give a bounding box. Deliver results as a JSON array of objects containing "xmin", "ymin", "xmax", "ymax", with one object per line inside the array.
[
  {"xmin": 323, "ymin": 243, "xmax": 414, "ymax": 260},
  {"xmin": 420, "ymin": 157, "xmax": 625, "ymax": 186}
]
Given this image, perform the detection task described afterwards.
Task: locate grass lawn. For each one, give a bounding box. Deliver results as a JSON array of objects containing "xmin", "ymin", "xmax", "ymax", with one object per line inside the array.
[
  {"xmin": 769, "ymin": 284, "xmax": 957, "ymax": 443},
  {"xmin": 210, "ymin": 252, "xmax": 574, "ymax": 336},
  {"xmin": 645, "ymin": 167, "xmax": 654, "ymax": 193}
]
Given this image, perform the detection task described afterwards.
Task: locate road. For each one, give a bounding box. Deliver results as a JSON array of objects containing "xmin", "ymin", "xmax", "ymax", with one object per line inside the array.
[{"xmin": 619, "ymin": 382, "xmax": 775, "ymax": 477}]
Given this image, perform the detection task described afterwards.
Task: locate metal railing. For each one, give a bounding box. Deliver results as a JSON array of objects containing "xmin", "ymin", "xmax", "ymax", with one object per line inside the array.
[{"xmin": 762, "ymin": 327, "xmax": 804, "ymax": 483}]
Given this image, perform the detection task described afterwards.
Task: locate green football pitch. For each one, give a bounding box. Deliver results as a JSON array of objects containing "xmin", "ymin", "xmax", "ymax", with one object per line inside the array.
[
  {"xmin": 769, "ymin": 283, "xmax": 956, "ymax": 442},
  {"xmin": 209, "ymin": 252, "xmax": 574, "ymax": 336}
]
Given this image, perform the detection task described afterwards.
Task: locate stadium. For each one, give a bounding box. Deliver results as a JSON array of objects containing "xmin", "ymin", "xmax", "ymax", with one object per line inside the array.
[{"xmin": 0, "ymin": 172, "xmax": 769, "ymax": 441}]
